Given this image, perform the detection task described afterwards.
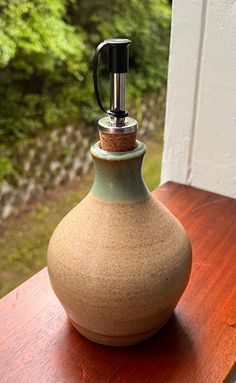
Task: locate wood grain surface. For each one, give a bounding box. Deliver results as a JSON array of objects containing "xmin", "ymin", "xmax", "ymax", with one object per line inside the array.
[{"xmin": 0, "ymin": 182, "xmax": 235, "ymax": 383}]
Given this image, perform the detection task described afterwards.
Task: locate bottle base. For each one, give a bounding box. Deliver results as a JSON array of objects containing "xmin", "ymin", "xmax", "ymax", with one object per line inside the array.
[{"xmin": 69, "ymin": 317, "xmax": 170, "ymax": 346}]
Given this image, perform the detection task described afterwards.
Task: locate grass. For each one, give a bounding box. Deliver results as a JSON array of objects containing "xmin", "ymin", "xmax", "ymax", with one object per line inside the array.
[{"xmin": 0, "ymin": 132, "xmax": 163, "ymax": 298}]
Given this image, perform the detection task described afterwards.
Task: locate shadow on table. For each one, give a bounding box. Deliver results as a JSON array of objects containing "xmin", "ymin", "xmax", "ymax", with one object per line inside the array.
[{"xmin": 54, "ymin": 313, "xmax": 197, "ymax": 382}]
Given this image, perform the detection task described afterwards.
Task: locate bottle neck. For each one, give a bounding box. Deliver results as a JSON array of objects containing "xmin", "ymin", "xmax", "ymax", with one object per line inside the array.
[{"xmin": 90, "ymin": 141, "xmax": 149, "ymax": 202}]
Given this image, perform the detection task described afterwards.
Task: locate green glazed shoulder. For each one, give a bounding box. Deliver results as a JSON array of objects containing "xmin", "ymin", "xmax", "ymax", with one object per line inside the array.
[{"xmin": 90, "ymin": 141, "xmax": 149, "ymax": 202}]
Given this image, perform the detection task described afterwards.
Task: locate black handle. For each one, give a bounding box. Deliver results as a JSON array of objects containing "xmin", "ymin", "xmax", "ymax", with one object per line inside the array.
[
  {"xmin": 93, "ymin": 39, "xmax": 131, "ymax": 115},
  {"xmin": 93, "ymin": 40, "xmax": 109, "ymax": 114}
]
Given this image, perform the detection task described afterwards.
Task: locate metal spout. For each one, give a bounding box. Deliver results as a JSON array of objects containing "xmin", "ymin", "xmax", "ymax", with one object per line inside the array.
[{"xmin": 110, "ymin": 73, "xmax": 126, "ymax": 113}]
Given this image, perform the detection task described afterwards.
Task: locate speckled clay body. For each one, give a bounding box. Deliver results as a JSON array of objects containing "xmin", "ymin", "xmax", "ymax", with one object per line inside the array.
[{"xmin": 47, "ymin": 141, "xmax": 192, "ymax": 346}]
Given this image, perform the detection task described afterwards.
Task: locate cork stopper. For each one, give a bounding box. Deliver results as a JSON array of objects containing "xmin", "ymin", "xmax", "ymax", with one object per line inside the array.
[
  {"xmin": 98, "ymin": 116, "xmax": 138, "ymax": 152},
  {"xmin": 99, "ymin": 131, "xmax": 137, "ymax": 152}
]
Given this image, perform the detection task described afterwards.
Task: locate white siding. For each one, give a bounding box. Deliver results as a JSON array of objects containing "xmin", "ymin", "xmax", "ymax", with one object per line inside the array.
[{"xmin": 161, "ymin": 0, "xmax": 236, "ymax": 198}]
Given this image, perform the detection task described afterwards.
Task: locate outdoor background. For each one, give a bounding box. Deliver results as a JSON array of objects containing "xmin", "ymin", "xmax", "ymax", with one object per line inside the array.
[{"xmin": 0, "ymin": 0, "xmax": 172, "ymax": 297}]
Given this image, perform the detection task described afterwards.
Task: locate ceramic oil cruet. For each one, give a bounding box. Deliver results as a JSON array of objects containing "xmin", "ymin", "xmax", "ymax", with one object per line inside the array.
[{"xmin": 47, "ymin": 38, "xmax": 192, "ymax": 346}]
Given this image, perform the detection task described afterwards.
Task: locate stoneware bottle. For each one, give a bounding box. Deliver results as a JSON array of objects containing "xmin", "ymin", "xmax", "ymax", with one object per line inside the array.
[{"xmin": 47, "ymin": 39, "xmax": 192, "ymax": 346}]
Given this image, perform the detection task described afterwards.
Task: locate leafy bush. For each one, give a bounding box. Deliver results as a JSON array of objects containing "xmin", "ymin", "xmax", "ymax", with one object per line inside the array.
[
  {"xmin": 0, "ymin": 0, "xmax": 171, "ymax": 150},
  {"xmin": 0, "ymin": 0, "xmax": 87, "ymax": 146},
  {"xmin": 0, "ymin": 157, "xmax": 15, "ymax": 182}
]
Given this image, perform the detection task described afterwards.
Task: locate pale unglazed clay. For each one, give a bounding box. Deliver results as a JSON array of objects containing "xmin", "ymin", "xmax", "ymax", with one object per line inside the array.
[{"xmin": 47, "ymin": 141, "xmax": 192, "ymax": 346}]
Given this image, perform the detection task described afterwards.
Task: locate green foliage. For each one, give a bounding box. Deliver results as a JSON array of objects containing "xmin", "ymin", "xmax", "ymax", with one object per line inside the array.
[
  {"xmin": 0, "ymin": 157, "xmax": 15, "ymax": 182},
  {"xmin": 0, "ymin": 0, "xmax": 171, "ymax": 149},
  {"xmin": 0, "ymin": 0, "xmax": 87, "ymax": 146}
]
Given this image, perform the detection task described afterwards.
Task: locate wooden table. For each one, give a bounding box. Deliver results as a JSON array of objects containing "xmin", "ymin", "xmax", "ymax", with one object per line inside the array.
[{"xmin": 0, "ymin": 182, "xmax": 236, "ymax": 383}]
